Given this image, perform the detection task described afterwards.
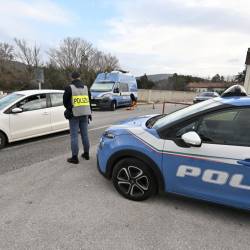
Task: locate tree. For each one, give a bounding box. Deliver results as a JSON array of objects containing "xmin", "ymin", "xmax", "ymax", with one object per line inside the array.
[
  {"xmin": 48, "ymin": 37, "xmax": 94, "ymax": 72},
  {"xmin": 48, "ymin": 37, "xmax": 119, "ymax": 86},
  {"xmin": 43, "ymin": 64, "xmax": 67, "ymax": 89},
  {"xmin": 235, "ymin": 70, "xmax": 246, "ymax": 84},
  {"xmin": 14, "ymin": 38, "xmax": 42, "ymax": 74},
  {"xmin": 0, "ymin": 36, "xmax": 120, "ymax": 91},
  {"xmin": 211, "ymin": 74, "xmax": 221, "ymax": 82},
  {"xmin": 211, "ymin": 74, "xmax": 225, "ymax": 82},
  {"xmin": 167, "ymin": 73, "xmax": 190, "ymax": 91},
  {"xmin": 137, "ymin": 74, "xmax": 154, "ymax": 89},
  {"xmin": 0, "ymin": 42, "xmax": 14, "ymax": 62}
]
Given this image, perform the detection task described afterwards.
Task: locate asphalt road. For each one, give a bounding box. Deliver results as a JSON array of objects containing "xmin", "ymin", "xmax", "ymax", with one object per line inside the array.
[
  {"xmin": 1, "ymin": 104, "xmax": 250, "ymax": 250},
  {"xmin": 0, "ymin": 104, "xmax": 164, "ymax": 175}
]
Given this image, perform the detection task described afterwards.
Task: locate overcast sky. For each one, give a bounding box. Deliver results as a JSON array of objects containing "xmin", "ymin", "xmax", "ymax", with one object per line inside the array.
[{"xmin": 0, "ymin": 0, "xmax": 249, "ymax": 77}]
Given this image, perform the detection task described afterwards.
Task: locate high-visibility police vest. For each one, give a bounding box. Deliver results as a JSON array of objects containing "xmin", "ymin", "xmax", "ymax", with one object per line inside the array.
[{"xmin": 70, "ymin": 84, "xmax": 91, "ymax": 117}]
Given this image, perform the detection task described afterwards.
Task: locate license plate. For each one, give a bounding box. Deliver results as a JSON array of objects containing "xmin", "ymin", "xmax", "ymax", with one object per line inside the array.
[{"xmin": 91, "ymin": 104, "xmax": 97, "ymax": 107}]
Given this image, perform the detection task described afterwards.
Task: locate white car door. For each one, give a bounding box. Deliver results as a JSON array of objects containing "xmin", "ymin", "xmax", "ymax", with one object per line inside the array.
[
  {"xmin": 10, "ymin": 94, "xmax": 51, "ymax": 140},
  {"xmin": 49, "ymin": 93, "xmax": 69, "ymax": 131}
]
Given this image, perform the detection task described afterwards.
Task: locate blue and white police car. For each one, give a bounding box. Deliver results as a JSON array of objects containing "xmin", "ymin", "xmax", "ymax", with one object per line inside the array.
[{"xmin": 97, "ymin": 85, "xmax": 250, "ymax": 210}]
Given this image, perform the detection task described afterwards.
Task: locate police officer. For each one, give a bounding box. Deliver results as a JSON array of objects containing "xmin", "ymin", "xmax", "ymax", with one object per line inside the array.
[{"xmin": 63, "ymin": 72, "xmax": 92, "ymax": 164}]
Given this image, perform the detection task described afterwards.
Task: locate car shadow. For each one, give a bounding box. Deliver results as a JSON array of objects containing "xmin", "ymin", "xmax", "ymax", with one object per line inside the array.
[
  {"xmin": 92, "ymin": 106, "xmax": 131, "ymax": 112},
  {"xmin": 153, "ymin": 192, "xmax": 250, "ymax": 222},
  {"xmin": 5, "ymin": 130, "xmax": 70, "ymax": 149}
]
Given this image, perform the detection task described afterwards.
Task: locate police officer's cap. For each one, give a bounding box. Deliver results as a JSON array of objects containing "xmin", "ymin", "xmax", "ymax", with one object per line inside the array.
[{"xmin": 71, "ymin": 72, "xmax": 81, "ymax": 79}]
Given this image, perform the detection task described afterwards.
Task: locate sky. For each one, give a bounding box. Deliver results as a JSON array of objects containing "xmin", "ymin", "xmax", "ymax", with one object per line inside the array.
[{"xmin": 0, "ymin": 0, "xmax": 249, "ymax": 77}]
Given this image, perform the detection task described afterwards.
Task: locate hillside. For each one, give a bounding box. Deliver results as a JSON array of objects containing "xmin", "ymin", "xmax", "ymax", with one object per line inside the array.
[{"xmin": 147, "ymin": 74, "xmax": 173, "ymax": 82}]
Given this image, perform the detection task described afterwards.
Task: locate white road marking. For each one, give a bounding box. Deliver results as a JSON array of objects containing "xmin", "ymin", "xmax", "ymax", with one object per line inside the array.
[
  {"xmin": 89, "ymin": 125, "xmax": 111, "ymax": 131},
  {"xmin": 2, "ymin": 125, "xmax": 111, "ymax": 152}
]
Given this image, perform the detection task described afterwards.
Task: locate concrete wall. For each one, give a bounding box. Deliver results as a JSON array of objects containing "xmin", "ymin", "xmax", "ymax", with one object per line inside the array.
[{"xmin": 138, "ymin": 89, "xmax": 196, "ymax": 103}]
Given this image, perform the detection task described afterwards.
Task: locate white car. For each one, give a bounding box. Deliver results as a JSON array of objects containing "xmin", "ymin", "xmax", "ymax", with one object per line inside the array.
[{"xmin": 0, "ymin": 90, "xmax": 69, "ymax": 149}]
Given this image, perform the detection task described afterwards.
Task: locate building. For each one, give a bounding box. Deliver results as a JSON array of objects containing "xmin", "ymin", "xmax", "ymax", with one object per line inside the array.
[
  {"xmin": 244, "ymin": 48, "xmax": 250, "ymax": 95},
  {"xmin": 186, "ymin": 82, "xmax": 234, "ymax": 93}
]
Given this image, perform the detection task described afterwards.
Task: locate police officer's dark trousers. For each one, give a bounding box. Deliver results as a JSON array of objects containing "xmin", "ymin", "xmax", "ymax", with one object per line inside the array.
[{"xmin": 69, "ymin": 116, "xmax": 90, "ymax": 157}]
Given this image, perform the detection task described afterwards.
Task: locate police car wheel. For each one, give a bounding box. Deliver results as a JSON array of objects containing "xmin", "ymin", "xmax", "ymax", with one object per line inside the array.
[
  {"xmin": 0, "ymin": 132, "xmax": 7, "ymax": 149},
  {"xmin": 111, "ymin": 101, "xmax": 116, "ymax": 111},
  {"xmin": 112, "ymin": 158, "xmax": 157, "ymax": 201}
]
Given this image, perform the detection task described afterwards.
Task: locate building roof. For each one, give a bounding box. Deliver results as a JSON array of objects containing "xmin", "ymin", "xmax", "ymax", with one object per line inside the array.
[{"xmin": 187, "ymin": 82, "xmax": 234, "ymax": 89}]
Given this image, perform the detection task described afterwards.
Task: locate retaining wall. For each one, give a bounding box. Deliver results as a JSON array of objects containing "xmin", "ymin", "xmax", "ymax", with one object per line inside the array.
[{"xmin": 138, "ymin": 89, "xmax": 196, "ymax": 103}]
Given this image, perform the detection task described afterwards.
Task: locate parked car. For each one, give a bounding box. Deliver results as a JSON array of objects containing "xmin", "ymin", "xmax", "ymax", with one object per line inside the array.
[
  {"xmin": 0, "ymin": 90, "xmax": 68, "ymax": 149},
  {"xmin": 90, "ymin": 71, "xmax": 138, "ymax": 111},
  {"xmin": 97, "ymin": 86, "xmax": 250, "ymax": 210},
  {"xmin": 193, "ymin": 91, "xmax": 219, "ymax": 103}
]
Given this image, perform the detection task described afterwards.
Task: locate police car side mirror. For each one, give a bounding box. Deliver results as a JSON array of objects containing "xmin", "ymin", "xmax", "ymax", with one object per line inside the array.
[{"xmin": 181, "ymin": 131, "xmax": 202, "ymax": 147}]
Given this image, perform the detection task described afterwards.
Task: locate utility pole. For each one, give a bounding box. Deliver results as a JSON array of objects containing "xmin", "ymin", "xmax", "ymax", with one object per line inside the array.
[{"xmin": 34, "ymin": 67, "xmax": 44, "ymax": 90}]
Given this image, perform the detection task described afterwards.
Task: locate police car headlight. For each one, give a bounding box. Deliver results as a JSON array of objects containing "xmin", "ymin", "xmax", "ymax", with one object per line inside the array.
[{"xmin": 103, "ymin": 131, "xmax": 115, "ymax": 139}]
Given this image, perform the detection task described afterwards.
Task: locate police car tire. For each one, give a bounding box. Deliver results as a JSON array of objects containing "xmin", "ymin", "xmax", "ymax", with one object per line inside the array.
[
  {"xmin": 112, "ymin": 158, "xmax": 157, "ymax": 201},
  {"xmin": 111, "ymin": 101, "xmax": 116, "ymax": 111},
  {"xmin": 0, "ymin": 132, "xmax": 7, "ymax": 149}
]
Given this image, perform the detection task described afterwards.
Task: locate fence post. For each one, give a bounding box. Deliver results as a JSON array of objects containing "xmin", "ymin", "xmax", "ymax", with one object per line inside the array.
[
  {"xmin": 162, "ymin": 102, "xmax": 166, "ymax": 114},
  {"xmin": 148, "ymin": 90, "xmax": 152, "ymax": 103}
]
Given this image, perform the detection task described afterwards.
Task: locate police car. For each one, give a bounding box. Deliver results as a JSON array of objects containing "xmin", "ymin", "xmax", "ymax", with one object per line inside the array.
[{"xmin": 97, "ymin": 85, "xmax": 250, "ymax": 210}]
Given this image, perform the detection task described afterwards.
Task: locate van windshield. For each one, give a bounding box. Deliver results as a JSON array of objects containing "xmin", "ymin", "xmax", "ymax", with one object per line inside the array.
[{"xmin": 91, "ymin": 82, "xmax": 115, "ymax": 92}]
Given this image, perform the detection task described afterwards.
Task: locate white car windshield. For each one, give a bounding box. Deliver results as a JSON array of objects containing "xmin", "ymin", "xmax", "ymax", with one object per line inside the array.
[
  {"xmin": 0, "ymin": 93, "xmax": 24, "ymax": 111},
  {"xmin": 91, "ymin": 82, "xmax": 115, "ymax": 92},
  {"xmin": 153, "ymin": 99, "xmax": 222, "ymax": 129}
]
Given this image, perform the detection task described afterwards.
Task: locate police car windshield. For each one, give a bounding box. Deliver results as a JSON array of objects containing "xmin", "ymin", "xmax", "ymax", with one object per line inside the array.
[
  {"xmin": 91, "ymin": 82, "xmax": 115, "ymax": 92},
  {"xmin": 153, "ymin": 99, "xmax": 221, "ymax": 129},
  {"xmin": 0, "ymin": 93, "xmax": 24, "ymax": 111}
]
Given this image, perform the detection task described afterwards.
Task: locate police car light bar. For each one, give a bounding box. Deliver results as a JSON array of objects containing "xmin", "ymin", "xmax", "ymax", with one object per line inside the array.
[{"xmin": 221, "ymin": 85, "xmax": 247, "ymax": 97}]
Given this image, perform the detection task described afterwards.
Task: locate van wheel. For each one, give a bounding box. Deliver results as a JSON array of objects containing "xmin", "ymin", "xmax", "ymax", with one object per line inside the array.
[
  {"xmin": 111, "ymin": 101, "xmax": 116, "ymax": 111},
  {"xmin": 0, "ymin": 132, "xmax": 7, "ymax": 149},
  {"xmin": 112, "ymin": 158, "xmax": 157, "ymax": 201}
]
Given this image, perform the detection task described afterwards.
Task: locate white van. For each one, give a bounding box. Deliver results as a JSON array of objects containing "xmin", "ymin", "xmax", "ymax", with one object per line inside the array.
[{"xmin": 90, "ymin": 71, "xmax": 138, "ymax": 111}]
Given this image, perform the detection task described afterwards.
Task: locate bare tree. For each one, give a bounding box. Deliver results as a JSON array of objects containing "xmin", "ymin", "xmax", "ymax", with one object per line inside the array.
[
  {"xmin": 0, "ymin": 42, "xmax": 14, "ymax": 61},
  {"xmin": 102, "ymin": 53, "xmax": 119, "ymax": 72},
  {"xmin": 48, "ymin": 37, "xmax": 94, "ymax": 71},
  {"xmin": 14, "ymin": 38, "xmax": 42, "ymax": 73},
  {"xmin": 48, "ymin": 37, "xmax": 119, "ymax": 73}
]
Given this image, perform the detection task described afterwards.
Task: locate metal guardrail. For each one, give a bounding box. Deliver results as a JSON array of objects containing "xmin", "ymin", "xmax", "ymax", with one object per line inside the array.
[{"xmin": 161, "ymin": 101, "xmax": 191, "ymax": 114}]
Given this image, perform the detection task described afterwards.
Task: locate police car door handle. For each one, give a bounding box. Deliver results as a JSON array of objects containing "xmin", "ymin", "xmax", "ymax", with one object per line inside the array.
[
  {"xmin": 237, "ymin": 159, "xmax": 250, "ymax": 167},
  {"xmin": 42, "ymin": 111, "xmax": 49, "ymax": 115}
]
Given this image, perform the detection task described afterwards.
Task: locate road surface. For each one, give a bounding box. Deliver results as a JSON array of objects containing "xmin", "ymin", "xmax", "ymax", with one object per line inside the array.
[{"xmin": 1, "ymin": 104, "xmax": 250, "ymax": 250}]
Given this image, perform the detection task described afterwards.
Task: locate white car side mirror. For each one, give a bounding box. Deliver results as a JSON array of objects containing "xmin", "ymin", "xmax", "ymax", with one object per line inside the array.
[
  {"xmin": 11, "ymin": 107, "xmax": 23, "ymax": 114},
  {"xmin": 181, "ymin": 131, "xmax": 202, "ymax": 147}
]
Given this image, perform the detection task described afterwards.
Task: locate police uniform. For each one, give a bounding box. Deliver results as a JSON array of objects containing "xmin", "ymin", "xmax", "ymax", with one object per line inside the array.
[
  {"xmin": 63, "ymin": 74, "xmax": 92, "ymax": 164},
  {"xmin": 71, "ymin": 84, "xmax": 91, "ymax": 117}
]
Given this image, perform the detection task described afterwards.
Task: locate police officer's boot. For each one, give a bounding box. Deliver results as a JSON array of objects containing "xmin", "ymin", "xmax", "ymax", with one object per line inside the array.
[
  {"xmin": 81, "ymin": 152, "xmax": 90, "ymax": 160},
  {"xmin": 67, "ymin": 156, "xmax": 79, "ymax": 164}
]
